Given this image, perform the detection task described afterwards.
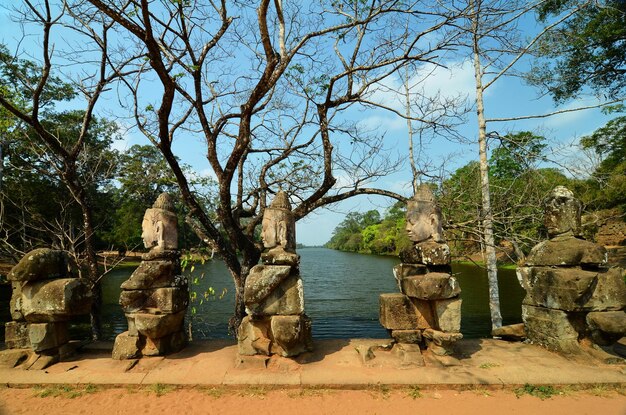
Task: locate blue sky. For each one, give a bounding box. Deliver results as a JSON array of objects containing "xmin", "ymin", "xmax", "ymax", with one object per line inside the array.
[{"xmin": 0, "ymin": 3, "xmax": 618, "ymax": 246}]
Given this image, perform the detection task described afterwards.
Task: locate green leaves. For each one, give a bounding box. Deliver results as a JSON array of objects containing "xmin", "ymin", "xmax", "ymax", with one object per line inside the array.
[{"xmin": 532, "ymin": 1, "xmax": 626, "ymax": 102}]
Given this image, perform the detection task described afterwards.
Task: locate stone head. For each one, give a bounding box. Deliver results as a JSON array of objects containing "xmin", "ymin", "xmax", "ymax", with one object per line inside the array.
[
  {"xmin": 543, "ymin": 186, "xmax": 581, "ymax": 238},
  {"xmin": 141, "ymin": 193, "xmax": 178, "ymax": 251},
  {"xmin": 261, "ymin": 190, "xmax": 296, "ymax": 252},
  {"xmin": 405, "ymin": 184, "xmax": 444, "ymax": 243}
]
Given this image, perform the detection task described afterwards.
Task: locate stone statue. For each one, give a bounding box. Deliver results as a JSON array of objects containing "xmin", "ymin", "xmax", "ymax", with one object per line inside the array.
[
  {"xmin": 239, "ymin": 190, "xmax": 311, "ymax": 358},
  {"xmin": 141, "ymin": 193, "xmax": 178, "ymax": 252},
  {"xmin": 380, "ymin": 184, "xmax": 462, "ymax": 361},
  {"xmin": 405, "ymin": 184, "xmax": 444, "ymax": 243},
  {"xmin": 518, "ymin": 186, "xmax": 626, "ymax": 359},
  {"xmin": 543, "ymin": 186, "xmax": 582, "ymax": 238},
  {"xmin": 261, "ymin": 190, "xmax": 296, "ymax": 253},
  {"xmin": 114, "ymin": 192, "xmax": 188, "ymax": 359}
]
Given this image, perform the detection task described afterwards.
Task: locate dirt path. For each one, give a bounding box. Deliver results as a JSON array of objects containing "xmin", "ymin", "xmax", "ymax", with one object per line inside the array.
[{"xmin": 1, "ymin": 386, "xmax": 625, "ymax": 415}]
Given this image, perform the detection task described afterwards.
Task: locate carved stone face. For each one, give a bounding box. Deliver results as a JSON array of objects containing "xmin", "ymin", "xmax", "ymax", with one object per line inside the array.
[
  {"xmin": 261, "ymin": 191, "xmax": 296, "ymax": 252},
  {"xmin": 261, "ymin": 208, "xmax": 295, "ymax": 251},
  {"xmin": 141, "ymin": 208, "xmax": 178, "ymax": 251},
  {"xmin": 544, "ymin": 186, "xmax": 581, "ymax": 238},
  {"xmin": 405, "ymin": 208, "xmax": 444, "ymax": 243},
  {"xmin": 405, "ymin": 185, "xmax": 444, "ymax": 243}
]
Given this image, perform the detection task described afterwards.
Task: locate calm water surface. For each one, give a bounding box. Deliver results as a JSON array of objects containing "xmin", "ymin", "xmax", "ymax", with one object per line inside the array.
[{"xmin": 1, "ymin": 248, "xmax": 525, "ymax": 341}]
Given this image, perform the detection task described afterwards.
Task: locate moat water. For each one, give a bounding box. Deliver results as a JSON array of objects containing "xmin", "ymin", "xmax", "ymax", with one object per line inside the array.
[{"xmin": 1, "ymin": 248, "xmax": 525, "ymax": 341}]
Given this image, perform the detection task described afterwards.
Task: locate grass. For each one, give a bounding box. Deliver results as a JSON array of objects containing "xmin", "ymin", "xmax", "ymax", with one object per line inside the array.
[
  {"xmin": 203, "ymin": 387, "xmax": 226, "ymax": 398},
  {"xmin": 149, "ymin": 383, "xmax": 174, "ymax": 397},
  {"xmin": 513, "ymin": 384, "xmax": 562, "ymax": 400},
  {"xmin": 33, "ymin": 385, "xmax": 90, "ymax": 399},
  {"xmin": 238, "ymin": 386, "xmax": 269, "ymax": 398},
  {"xmin": 367, "ymin": 383, "xmax": 391, "ymax": 399},
  {"xmin": 407, "ymin": 385, "xmax": 422, "ymax": 399},
  {"xmin": 479, "ymin": 362, "xmax": 500, "ymax": 369},
  {"xmin": 287, "ymin": 388, "xmax": 329, "ymax": 398}
]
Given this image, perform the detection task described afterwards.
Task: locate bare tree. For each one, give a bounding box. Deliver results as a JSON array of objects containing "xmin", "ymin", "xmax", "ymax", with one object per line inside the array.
[{"xmin": 70, "ymin": 0, "xmax": 472, "ymax": 332}]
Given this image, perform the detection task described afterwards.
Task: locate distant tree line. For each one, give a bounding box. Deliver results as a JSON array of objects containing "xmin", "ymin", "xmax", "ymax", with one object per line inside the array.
[{"xmin": 326, "ymin": 123, "xmax": 626, "ymax": 260}]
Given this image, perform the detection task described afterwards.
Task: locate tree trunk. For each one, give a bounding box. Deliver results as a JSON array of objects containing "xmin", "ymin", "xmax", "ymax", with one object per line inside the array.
[
  {"xmin": 0, "ymin": 140, "xmax": 4, "ymax": 192},
  {"xmin": 228, "ymin": 257, "xmax": 257, "ymax": 335},
  {"xmin": 472, "ymin": 0, "xmax": 503, "ymax": 330},
  {"xmin": 65, "ymin": 173, "xmax": 102, "ymax": 341}
]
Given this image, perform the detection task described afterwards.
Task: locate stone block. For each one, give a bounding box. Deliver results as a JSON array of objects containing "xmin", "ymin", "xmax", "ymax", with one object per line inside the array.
[
  {"xmin": 520, "ymin": 267, "xmax": 626, "ymax": 311},
  {"xmin": 270, "ymin": 314, "xmax": 313, "ymax": 357},
  {"xmin": 244, "ymin": 264, "xmax": 293, "ymax": 305},
  {"xmin": 261, "ymin": 248, "xmax": 299, "ymax": 266},
  {"xmin": 401, "ymin": 273, "xmax": 461, "ymax": 300},
  {"xmin": 8, "ymin": 248, "xmax": 71, "ymax": 281},
  {"xmin": 120, "ymin": 260, "xmax": 180, "ymax": 290},
  {"xmin": 120, "ymin": 286, "xmax": 189, "ymax": 313},
  {"xmin": 423, "ymin": 329, "xmax": 462, "ymax": 356},
  {"xmin": 141, "ymin": 250, "xmax": 180, "ymax": 262},
  {"xmin": 142, "ymin": 330, "xmax": 186, "ymax": 356},
  {"xmin": 237, "ymin": 316, "xmax": 272, "ymax": 356},
  {"xmin": 125, "ymin": 314, "xmax": 139, "ymax": 336},
  {"xmin": 21, "ymin": 278, "xmax": 92, "ymax": 322},
  {"xmin": 591, "ymin": 267, "xmax": 626, "ymax": 311},
  {"xmin": 27, "ymin": 353, "xmax": 59, "ymax": 370},
  {"xmin": 492, "ymin": 323, "xmax": 526, "ymax": 341},
  {"xmin": 245, "ymin": 274, "xmax": 304, "ymax": 316},
  {"xmin": 10, "ymin": 282, "xmax": 24, "ymax": 321},
  {"xmin": 520, "ymin": 267, "xmax": 596, "ymax": 310},
  {"xmin": 5, "ymin": 322, "xmax": 30, "ymax": 349},
  {"xmin": 586, "ymin": 311, "xmax": 626, "ymax": 345},
  {"xmin": 392, "ymin": 342, "xmax": 425, "ymax": 366},
  {"xmin": 415, "ymin": 241, "xmax": 451, "ymax": 266},
  {"xmin": 379, "ymin": 293, "xmax": 434, "ymax": 330},
  {"xmin": 393, "ymin": 263, "xmax": 428, "ymax": 280},
  {"xmin": 132, "ymin": 311, "xmax": 186, "ymax": 338},
  {"xmin": 390, "ymin": 329, "xmax": 422, "ymax": 344},
  {"xmin": 522, "ymin": 305, "xmax": 581, "ymax": 353},
  {"xmin": 112, "ymin": 331, "xmax": 142, "ymax": 360},
  {"xmin": 0, "ymin": 349, "xmax": 31, "ymax": 368},
  {"xmin": 432, "ymin": 297, "xmax": 462, "ymax": 332},
  {"xmin": 28, "ymin": 322, "xmax": 69, "ymax": 352},
  {"xmin": 525, "ymin": 236, "xmax": 607, "ymax": 267}
]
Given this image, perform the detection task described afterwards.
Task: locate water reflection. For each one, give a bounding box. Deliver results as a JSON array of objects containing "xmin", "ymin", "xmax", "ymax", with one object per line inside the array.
[{"xmin": 1, "ymin": 248, "xmax": 525, "ymax": 341}]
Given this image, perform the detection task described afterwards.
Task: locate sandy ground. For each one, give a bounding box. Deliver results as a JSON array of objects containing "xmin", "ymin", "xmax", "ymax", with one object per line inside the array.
[{"xmin": 0, "ymin": 386, "xmax": 625, "ymax": 415}]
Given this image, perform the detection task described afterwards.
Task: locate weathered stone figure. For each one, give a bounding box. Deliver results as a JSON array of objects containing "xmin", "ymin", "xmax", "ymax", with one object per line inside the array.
[
  {"xmin": 141, "ymin": 192, "xmax": 179, "ymax": 252},
  {"xmin": 379, "ymin": 184, "xmax": 462, "ymax": 362},
  {"xmin": 113, "ymin": 193, "xmax": 188, "ymax": 359},
  {"xmin": 543, "ymin": 186, "xmax": 581, "ymax": 238},
  {"xmin": 518, "ymin": 186, "xmax": 626, "ymax": 360},
  {"xmin": 261, "ymin": 190, "xmax": 296, "ymax": 253},
  {"xmin": 238, "ymin": 190, "xmax": 312, "ymax": 359},
  {"xmin": 4, "ymin": 248, "xmax": 92, "ymax": 369},
  {"xmin": 405, "ymin": 184, "xmax": 444, "ymax": 243}
]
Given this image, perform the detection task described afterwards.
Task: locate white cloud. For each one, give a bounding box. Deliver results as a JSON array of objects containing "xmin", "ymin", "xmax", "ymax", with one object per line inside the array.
[
  {"xmin": 541, "ymin": 99, "xmax": 597, "ymax": 129},
  {"xmin": 358, "ymin": 114, "xmax": 407, "ymax": 132},
  {"xmin": 366, "ymin": 59, "xmax": 476, "ymax": 114},
  {"xmin": 111, "ymin": 122, "xmax": 146, "ymax": 152}
]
